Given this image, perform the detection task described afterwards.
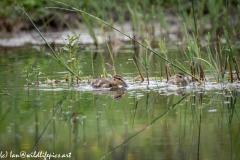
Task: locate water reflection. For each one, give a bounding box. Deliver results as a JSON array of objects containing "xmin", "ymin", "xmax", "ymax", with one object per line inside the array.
[
  {"xmin": 0, "ymin": 48, "xmax": 240, "ymax": 160},
  {"xmin": 86, "ymin": 87, "xmax": 127, "ymax": 101},
  {"xmin": 1, "ymin": 80, "xmax": 240, "ymax": 159},
  {"xmin": 109, "ymin": 87, "xmax": 127, "ymax": 100}
]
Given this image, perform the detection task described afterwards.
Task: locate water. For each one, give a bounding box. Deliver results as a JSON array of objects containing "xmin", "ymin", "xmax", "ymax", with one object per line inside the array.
[{"xmin": 0, "ymin": 45, "xmax": 240, "ymax": 160}]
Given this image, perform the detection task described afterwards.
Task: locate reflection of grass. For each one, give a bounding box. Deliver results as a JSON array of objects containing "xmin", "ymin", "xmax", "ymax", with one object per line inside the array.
[
  {"xmin": 98, "ymin": 93, "xmax": 191, "ymax": 159},
  {"xmin": 31, "ymin": 94, "xmax": 68, "ymax": 152}
]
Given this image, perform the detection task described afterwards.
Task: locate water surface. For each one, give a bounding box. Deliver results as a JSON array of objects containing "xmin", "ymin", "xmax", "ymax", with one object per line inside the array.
[{"xmin": 0, "ymin": 46, "xmax": 240, "ymax": 160}]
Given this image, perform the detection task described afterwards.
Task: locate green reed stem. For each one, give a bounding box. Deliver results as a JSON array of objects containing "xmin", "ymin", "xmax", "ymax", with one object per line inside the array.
[
  {"xmin": 82, "ymin": 13, "xmax": 98, "ymax": 46},
  {"xmin": 20, "ymin": 7, "xmax": 77, "ymax": 76},
  {"xmin": 106, "ymin": 42, "xmax": 115, "ymax": 72},
  {"xmin": 224, "ymin": 27, "xmax": 240, "ymax": 80},
  {"xmin": 128, "ymin": 57, "xmax": 144, "ymax": 83},
  {"xmin": 191, "ymin": 0, "xmax": 198, "ymax": 36}
]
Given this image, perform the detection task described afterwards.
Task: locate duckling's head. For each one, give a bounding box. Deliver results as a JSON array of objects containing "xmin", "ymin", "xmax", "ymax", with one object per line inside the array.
[
  {"xmin": 168, "ymin": 72, "xmax": 189, "ymax": 86},
  {"xmin": 110, "ymin": 74, "xmax": 128, "ymax": 88},
  {"xmin": 175, "ymin": 72, "xmax": 188, "ymax": 86}
]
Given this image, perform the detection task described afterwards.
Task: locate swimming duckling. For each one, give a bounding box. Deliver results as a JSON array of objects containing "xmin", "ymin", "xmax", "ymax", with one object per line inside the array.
[
  {"xmin": 167, "ymin": 72, "xmax": 189, "ymax": 86},
  {"xmin": 91, "ymin": 74, "xmax": 128, "ymax": 88}
]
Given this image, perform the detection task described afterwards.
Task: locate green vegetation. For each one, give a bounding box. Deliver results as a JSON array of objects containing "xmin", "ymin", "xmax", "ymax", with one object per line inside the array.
[
  {"xmin": 1, "ymin": 2, "xmax": 240, "ymax": 159},
  {"xmin": 2, "ymin": 0, "xmax": 240, "ymax": 84},
  {"xmin": 1, "ymin": 0, "xmax": 239, "ymax": 35}
]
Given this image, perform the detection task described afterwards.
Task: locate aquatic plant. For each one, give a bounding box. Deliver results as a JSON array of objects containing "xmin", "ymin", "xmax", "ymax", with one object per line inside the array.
[{"xmin": 59, "ymin": 35, "xmax": 82, "ymax": 82}]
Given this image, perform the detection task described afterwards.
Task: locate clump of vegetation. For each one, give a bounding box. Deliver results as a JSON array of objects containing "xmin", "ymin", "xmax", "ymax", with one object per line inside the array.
[
  {"xmin": 58, "ymin": 35, "xmax": 82, "ymax": 81},
  {"xmin": 17, "ymin": 0, "xmax": 240, "ymax": 86}
]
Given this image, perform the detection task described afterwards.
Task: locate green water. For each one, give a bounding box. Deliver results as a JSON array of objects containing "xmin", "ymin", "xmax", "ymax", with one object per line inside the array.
[{"xmin": 0, "ymin": 46, "xmax": 240, "ymax": 160}]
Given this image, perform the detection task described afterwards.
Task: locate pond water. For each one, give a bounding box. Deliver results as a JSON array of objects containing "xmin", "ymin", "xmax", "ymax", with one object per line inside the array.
[{"xmin": 0, "ymin": 45, "xmax": 240, "ymax": 160}]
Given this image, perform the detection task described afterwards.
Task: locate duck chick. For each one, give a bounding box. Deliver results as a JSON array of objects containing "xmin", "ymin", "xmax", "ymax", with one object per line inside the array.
[
  {"xmin": 167, "ymin": 72, "xmax": 189, "ymax": 86},
  {"xmin": 91, "ymin": 74, "xmax": 128, "ymax": 88},
  {"xmin": 91, "ymin": 78, "xmax": 111, "ymax": 88}
]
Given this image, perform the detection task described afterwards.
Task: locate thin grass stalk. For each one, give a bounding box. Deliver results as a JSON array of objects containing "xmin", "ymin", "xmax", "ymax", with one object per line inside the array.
[
  {"xmin": 232, "ymin": 56, "xmax": 240, "ymax": 80},
  {"xmin": 144, "ymin": 49, "xmax": 150, "ymax": 85},
  {"xmin": 223, "ymin": 54, "xmax": 228, "ymax": 80},
  {"xmin": 191, "ymin": 0, "xmax": 198, "ymax": 36},
  {"xmin": 20, "ymin": 7, "xmax": 77, "ymax": 77},
  {"xmin": 192, "ymin": 33, "xmax": 203, "ymax": 80},
  {"xmin": 127, "ymin": 4, "xmax": 140, "ymax": 54},
  {"xmin": 224, "ymin": 28, "xmax": 234, "ymax": 56},
  {"xmin": 50, "ymin": 0, "xmax": 203, "ymax": 84},
  {"xmin": 100, "ymin": 52, "xmax": 107, "ymax": 78},
  {"xmin": 106, "ymin": 42, "xmax": 116, "ymax": 75},
  {"xmin": 228, "ymin": 57, "xmax": 233, "ymax": 83},
  {"xmin": 224, "ymin": 27, "xmax": 237, "ymax": 82},
  {"xmin": 183, "ymin": 23, "xmax": 198, "ymax": 82},
  {"xmin": 197, "ymin": 105, "xmax": 202, "ymax": 160},
  {"xmin": 34, "ymin": 105, "xmax": 39, "ymax": 150},
  {"xmin": 175, "ymin": 59, "xmax": 190, "ymax": 73},
  {"xmin": 166, "ymin": 64, "xmax": 171, "ymax": 81},
  {"xmin": 158, "ymin": 38, "xmax": 171, "ymax": 81},
  {"xmin": 190, "ymin": 62, "xmax": 195, "ymax": 82},
  {"xmin": 155, "ymin": 62, "xmax": 162, "ymax": 82},
  {"xmin": 216, "ymin": 49, "xmax": 223, "ymax": 81},
  {"xmin": 91, "ymin": 49, "xmax": 95, "ymax": 76},
  {"xmin": 82, "ymin": 14, "xmax": 99, "ymax": 47},
  {"xmin": 198, "ymin": 64, "xmax": 204, "ymax": 81},
  {"xmin": 132, "ymin": 100, "xmax": 139, "ymax": 129},
  {"xmin": 103, "ymin": 105, "xmax": 116, "ymax": 139},
  {"xmin": 160, "ymin": 63, "xmax": 163, "ymax": 82},
  {"xmin": 216, "ymin": 36, "xmax": 224, "ymax": 79},
  {"xmin": 146, "ymin": 65, "xmax": 150, "ymax": 85},
  {"xmin": 206, "ymin": 33, "xmax": 222, "ymax": 81},
  {"xmin": 159, "ymin": 8, "xmax": 168, "ymax": 37},
  {"xmin": 227, "ymin": 96, "xmax": 234, "ymax": 160},
  {"xmin": 150, "ymin": 5, "xmax": 156, "ymax": 43},
  {"xmin": 128, "ymin": 58, "xmax": 144, "ymax": 83}
]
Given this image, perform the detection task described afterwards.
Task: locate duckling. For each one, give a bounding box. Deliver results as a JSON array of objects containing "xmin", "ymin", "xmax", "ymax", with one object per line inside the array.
[
  {"xmin": 91, "ymin": 74, "xmax": 128, "ymax": 88},
  {"xmin": 91, "ymin": 78, "xmax": 111, "ymax": 88},
  {"xmin": 167, "ymin": 72, "xmax": 189, "ymax": 86}
]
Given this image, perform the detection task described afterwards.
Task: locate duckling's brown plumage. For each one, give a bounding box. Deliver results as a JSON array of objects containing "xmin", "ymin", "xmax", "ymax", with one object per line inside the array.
[
  {"xmin": 167, "ymin": 72, "xmax": 189, "ymax": 86},
  {"xmin": 91, "ymin": 78, "xmax": 111, "ymax": 88},
  {"xmin": 91, "ymin": 74, "xmax": 128, "ymax": 88}
]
